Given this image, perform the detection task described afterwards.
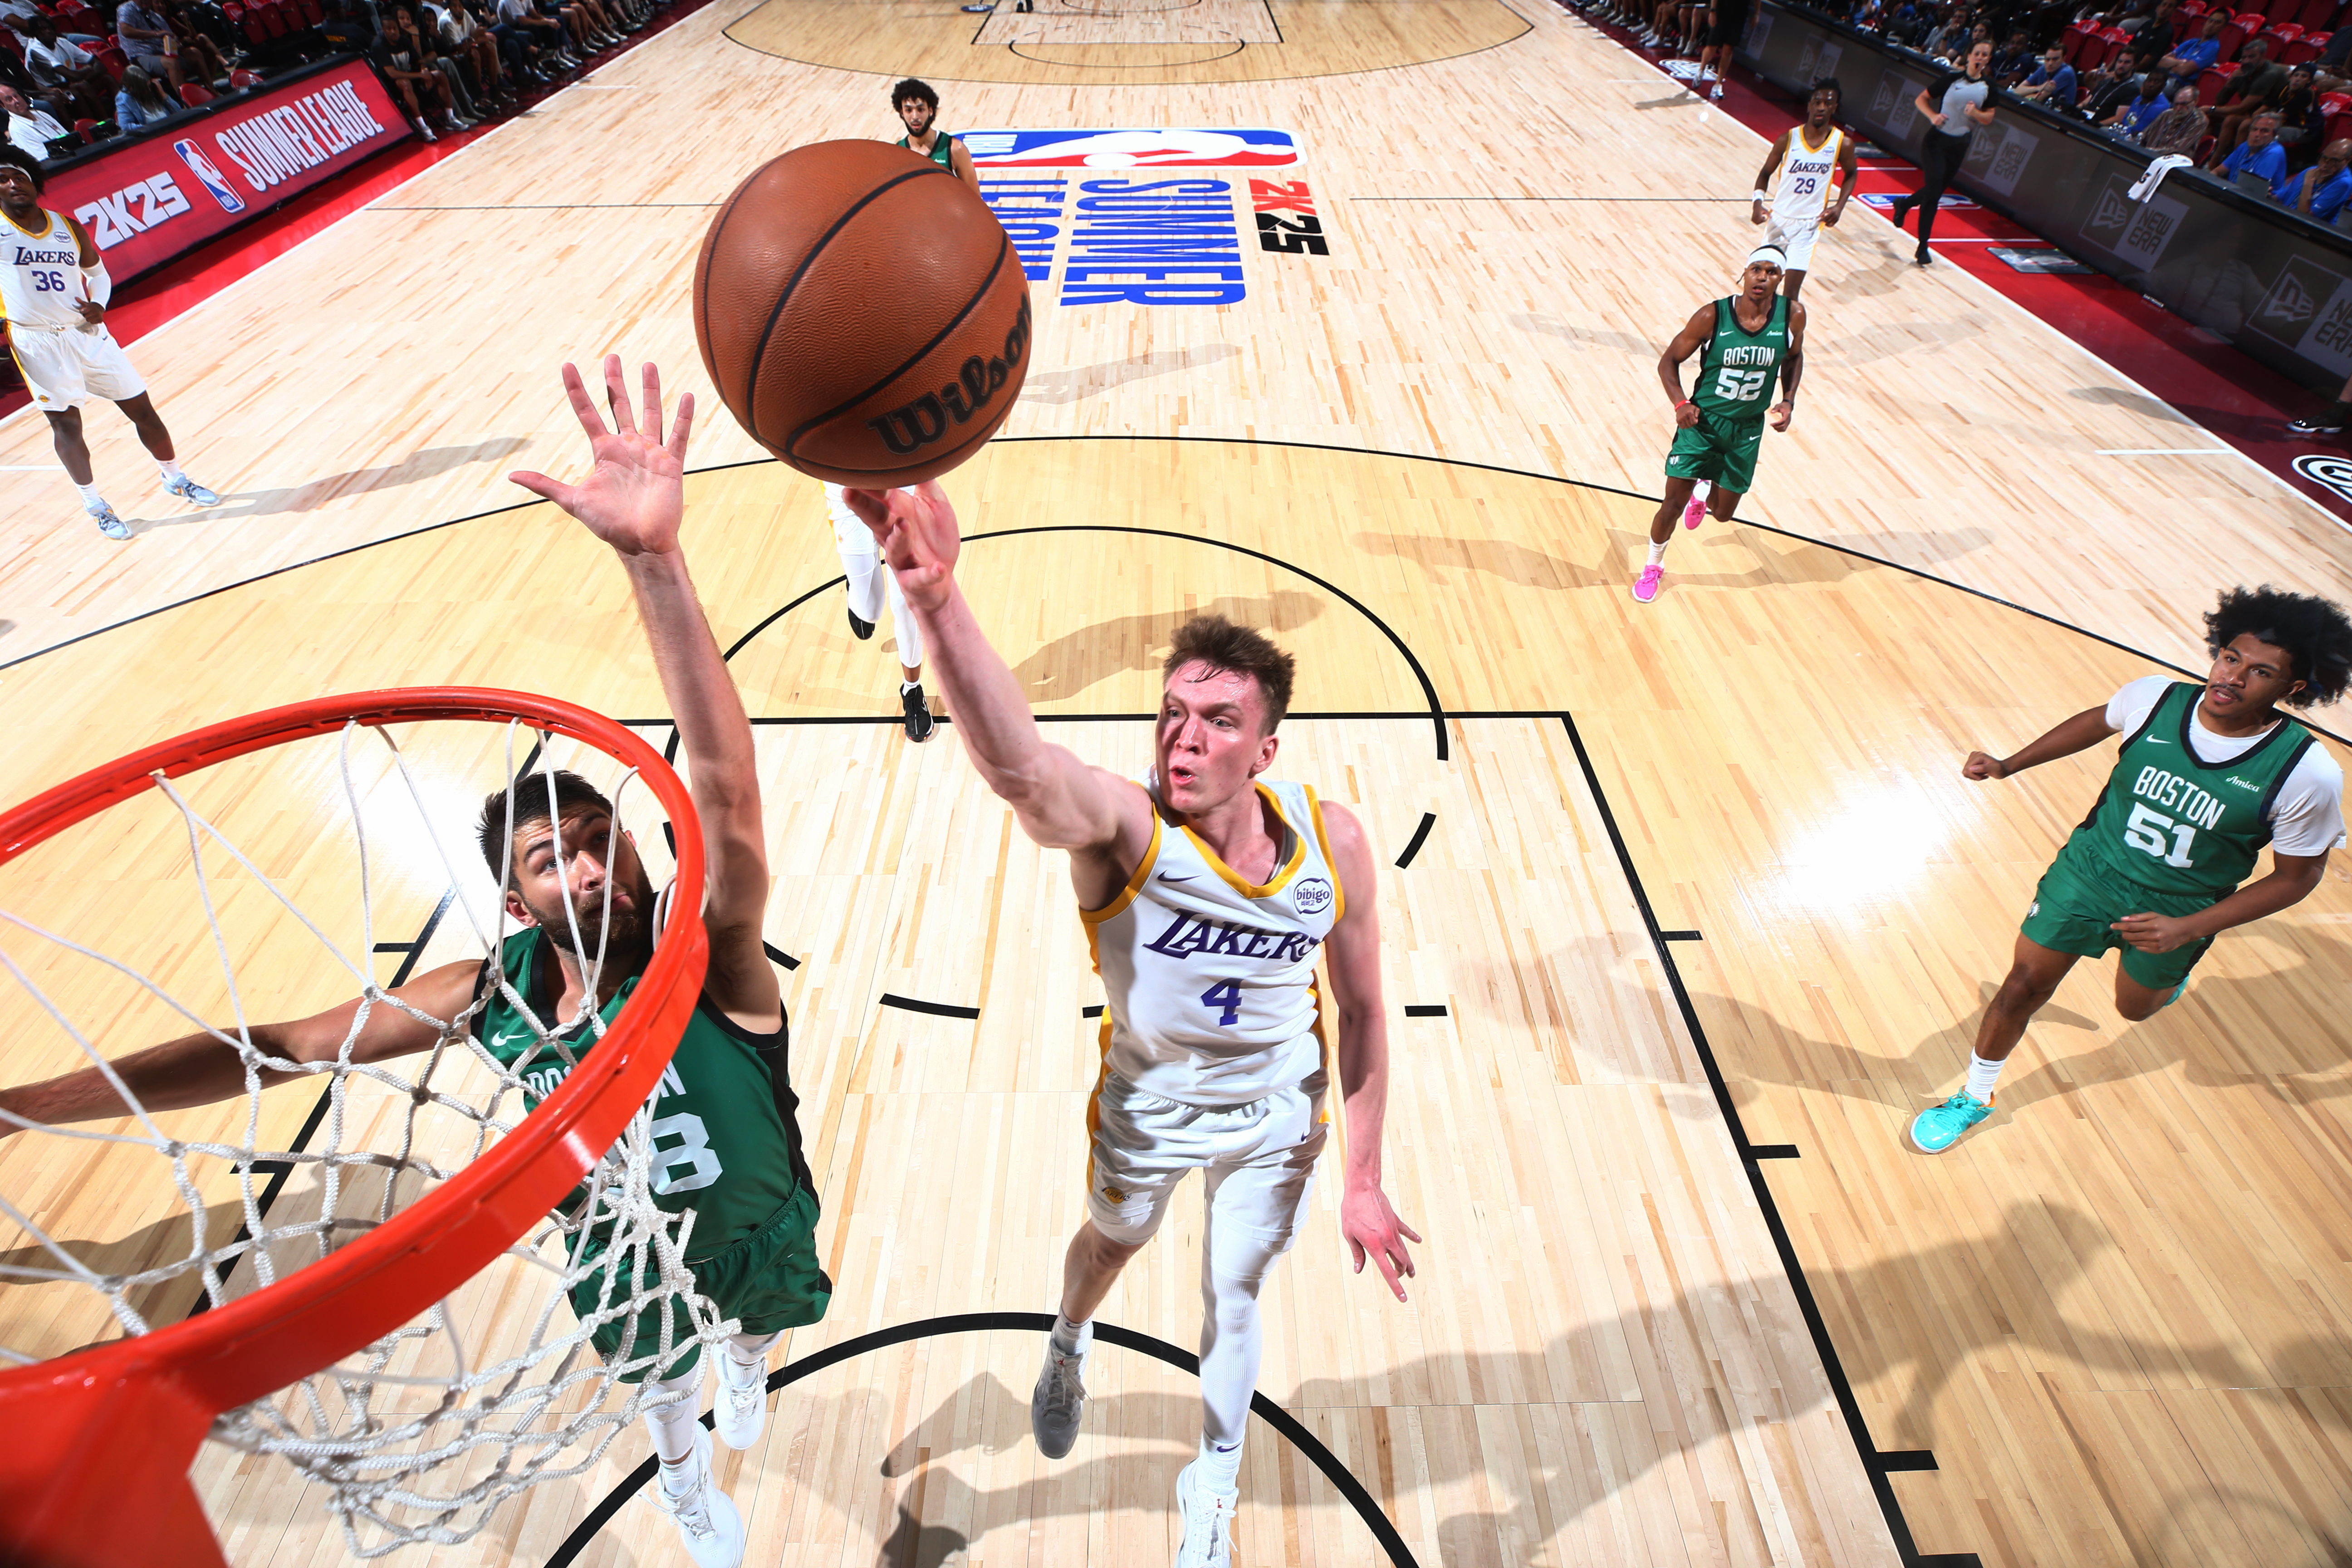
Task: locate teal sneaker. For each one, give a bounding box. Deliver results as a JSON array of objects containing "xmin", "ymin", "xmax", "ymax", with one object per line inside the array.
[
  {"xmin": 162, "ymin": 474, "xmax": 220, "ymax": 506},
  {"xmin": 2161, "ymin": 979, "xmax": 2188, "ymax": 1009},
  {"xmin": 1909, "ymin": 1092, "xmax": 1993, "ymax": 1154}
]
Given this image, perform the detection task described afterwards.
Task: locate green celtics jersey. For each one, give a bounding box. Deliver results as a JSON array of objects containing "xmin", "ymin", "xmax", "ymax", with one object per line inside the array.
[
  {"xmin": 473, "ymin": 928, "xmax": 812, "ymax": 1258},
  {"xmin": 1690, "ymin": 294, "xmax": 1788, "ymax": 426},
  {"xmin": 899, "ymin": 130, "xmax": 958, "ymax": 177},
  {"xmin": 2072, "ymin": 681, "xmax": 2317, "ymax": 898}
]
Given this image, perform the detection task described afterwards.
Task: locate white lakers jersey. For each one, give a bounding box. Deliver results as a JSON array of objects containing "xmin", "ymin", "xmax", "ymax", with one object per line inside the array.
[
  {"xmin": 1769, "ymin": 127, "xmax": 1843, "ymax": 229},
  {"xmin": 0, "ymin": 210, "xmax": 87, "ymax": 331},
  {"xmin": 1083, "ymin": 777, "xmax": 1342, "ymax": 1106}
]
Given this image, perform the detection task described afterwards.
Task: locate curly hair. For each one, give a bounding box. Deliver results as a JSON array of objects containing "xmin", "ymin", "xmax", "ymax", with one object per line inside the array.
[
  {"xmin": 0, "ymin": 146, "xmax": 44, "ymax": 196},
  {"xmin": 477, "ymin": 769, "xmax": 615, "ymax": 885},
  {"xmin": 1163, "ymin": 615, "xmax": 1297, "ymax": 735},
  {"xmin": 891, "ymin": 78, "xmax": 939, "ymax": 112},
  {"xmin": 2205, "ymin": 585, "xmax": 2352, "ymax": 706}
]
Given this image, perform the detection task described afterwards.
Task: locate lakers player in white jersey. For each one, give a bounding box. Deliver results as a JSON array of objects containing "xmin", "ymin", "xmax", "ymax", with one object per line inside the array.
[
  {"xmin": 1749, "ymin": 79, "xmax": 1857, "ymax": 306},
  {"xmin": 0, "ymin": 147, "xmax": 219, "ymax": 540},
  {"xmin": 841, "ymin": 483, "xmax": 1420, "ymax": 1568}
]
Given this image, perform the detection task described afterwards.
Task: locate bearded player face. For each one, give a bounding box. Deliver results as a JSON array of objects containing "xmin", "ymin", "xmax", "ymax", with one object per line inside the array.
[{"xmin": 504, "ymin": 805, "xmax": 659, "ymax": 960}]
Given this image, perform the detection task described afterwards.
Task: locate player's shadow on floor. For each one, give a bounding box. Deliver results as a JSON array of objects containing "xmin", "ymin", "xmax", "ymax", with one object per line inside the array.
[
  {"xmin": 111, "ymin": 438, "xmax": 531, "ymax": 530},
  {"xmin": 0, "ymin": 1201, "xmax": 244, "ymax": 1346},
  {"xmin": 1012, "ymin": 592, "xmax": 1324, "ymax": 704},
  {"xmin": 1021, "ymin": 344, "xmax": 1239, "ymax": 405},
  {"xmin": 1689, "ymin": 923, "xmax": 2352, "ymax": 1118},
  {"xmin": 842, "ymin": 1212, "xmax": 2304, "ymax": 1565}
]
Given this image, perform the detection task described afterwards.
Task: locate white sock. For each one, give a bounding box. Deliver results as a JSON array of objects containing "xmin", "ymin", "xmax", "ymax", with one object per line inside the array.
[
  {"xmin": 1965, "ymin": 1053, "xmax": 2004, "ymax": 1103},
  {"xmin": 725, "ymin": 1329, "xmax": 779, "ymax": 1369},
  {"xmin": 1645, "ymin": 538, "xmax": 1669, "ymax": 568},
  {"xmin": 901, "ymin": 679, "xmax": 921, "ymax": 695},
  {"xmin": 1691, "ymin": 479, "xmax": 1711, "ymax": 504},
  {"xmin": 157, "ymin": 457, "xmax": 183, "ymax": 483},
  {"xmin": 1200, "ymin": 1433, "xmax": 1244, "ymax": 1489},
  {"xmin": 642, "ymin": 1364, "xmax": 705, "ymax": 1477},
  {"xmin": 1050, "ymin": 1311, "xmax": 1092, "ymax": 1358},
  {"xmin": 74, "ymin": 481, "xmax": 104, "ymax": 508}
]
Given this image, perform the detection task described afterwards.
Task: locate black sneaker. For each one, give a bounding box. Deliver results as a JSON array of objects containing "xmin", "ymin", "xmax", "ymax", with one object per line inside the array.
[
  {"xmin": 2288, "ymin": 413, "xmax": 2347, "ymax": 437},
  {"xmin": 902, "ymin": 684, "xmax": 936, "ymax": 742},
  {"xmin": 1914, "ymin": 245, "xmax": 1934, "ymax": 266},
  {"xmin": 848, "ymin": 607, "xmax": 875, "ymax": 640}
]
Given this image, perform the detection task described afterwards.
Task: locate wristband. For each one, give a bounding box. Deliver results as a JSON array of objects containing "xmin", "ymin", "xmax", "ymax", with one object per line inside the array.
[
  {"xmin": 1751, "ymin": 189, "xmax": 1768, "ymax": 202},
  {"xmin": 1673, "ymin": 398, "xmax": 1693, "ymax": 409}
]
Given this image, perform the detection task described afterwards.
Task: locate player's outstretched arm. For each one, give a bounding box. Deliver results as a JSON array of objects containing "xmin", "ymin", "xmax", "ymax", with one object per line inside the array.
[
  {"xmin": 1318, "ymin": 802, "xmax": 1421, "ymax": 1302},
  {"xmin": 0, "ymin": 961, "xmax": 479, "ymax": 1140},
  {"xmin": 1961, "ymin": 704, "xmax": 2117, "ymax": 780},
  {"xmin": 840, "ymin": 485, "xmax": 1150, "ymax": 860},
  {"xmin": 508, "ymin": 358, "xmax": 779, "ymax": 1029}
]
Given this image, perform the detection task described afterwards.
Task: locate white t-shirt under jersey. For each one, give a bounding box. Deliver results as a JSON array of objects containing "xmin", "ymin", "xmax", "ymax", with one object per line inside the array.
[{"xmin": 2105, "ymin": 675, "xmax": 2346, "ymax": 856}]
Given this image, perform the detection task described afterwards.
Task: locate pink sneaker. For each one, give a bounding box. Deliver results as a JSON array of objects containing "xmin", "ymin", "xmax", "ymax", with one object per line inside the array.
[
  {"xmin": 1681, "ymin": 493, "xmax": 1707, "ymax": 529},
  {"xmin": 1632, "ymin": 564, "xmax": 1664, "ymax": 603}
]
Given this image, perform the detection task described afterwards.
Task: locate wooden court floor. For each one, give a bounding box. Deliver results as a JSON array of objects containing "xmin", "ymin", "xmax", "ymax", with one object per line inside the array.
[{"xmin": 0, "ymin": 0, "xmax": 2349, "ymax": 1563}]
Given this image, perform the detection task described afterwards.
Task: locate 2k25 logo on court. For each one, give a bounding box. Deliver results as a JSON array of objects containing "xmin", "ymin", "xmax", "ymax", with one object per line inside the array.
[
  {"xmin": 73, "ymin": 172, "xmax": 192, "ymax": 250},
  {"xmin": 1250, "ymin": 180, "xmax": 1328, "ymax": 257}
]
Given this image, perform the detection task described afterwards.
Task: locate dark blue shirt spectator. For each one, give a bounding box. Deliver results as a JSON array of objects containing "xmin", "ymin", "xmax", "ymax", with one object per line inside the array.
[{"xmin": 2018, "ymin": 46, "xmax": 2079, "ymax": 108}]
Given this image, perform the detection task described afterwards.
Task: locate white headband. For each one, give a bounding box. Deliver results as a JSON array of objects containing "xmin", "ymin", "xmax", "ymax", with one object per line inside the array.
[{"xmin": 1744, "ymin": 245, "xmax": 1787, "ymax": 272}]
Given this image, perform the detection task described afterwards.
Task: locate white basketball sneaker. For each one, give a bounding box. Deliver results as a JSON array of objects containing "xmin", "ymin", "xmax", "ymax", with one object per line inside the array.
[
  {"xmin": 649, "ymin": 1425, "xmax": 745, "ymax": 1568},
  {"xmin": 713, "ymin": 1344, "xmax": 769, "ymax": 1450},
  {"xmin": 1174, "ymin": 1456, "xmax": 1239, "ymax": 1567}
]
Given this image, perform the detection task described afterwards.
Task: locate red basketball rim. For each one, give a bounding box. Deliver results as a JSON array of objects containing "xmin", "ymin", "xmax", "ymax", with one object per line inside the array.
[{"xmin": 0, "ymin": 687, "xmax": 708, "ymax": 1568}]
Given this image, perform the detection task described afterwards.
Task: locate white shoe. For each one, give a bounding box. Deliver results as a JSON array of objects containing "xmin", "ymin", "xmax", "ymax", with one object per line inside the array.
[
  {"xmin": 1174, "ymin": 1457, "xmax": 1238, "ymax": 1568},
  {"xmin": 648, "ymin": 1425, "xmax": 745, "ymax": 1568},
  {"xmin": 713, "ymin": 1345, "xmax": 769, "ymax": 1450}
]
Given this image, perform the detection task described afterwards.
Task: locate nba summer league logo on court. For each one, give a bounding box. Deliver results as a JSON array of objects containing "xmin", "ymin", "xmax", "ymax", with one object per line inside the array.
[{"xmin": 969, "ymin": 130, "xmax": 1323, "ymax": 307}]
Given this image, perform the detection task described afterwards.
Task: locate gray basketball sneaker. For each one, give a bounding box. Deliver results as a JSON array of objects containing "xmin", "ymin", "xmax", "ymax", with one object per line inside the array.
[{"xmin": 1030, "ymin": 1341, "xmax": 1087, "ymax": 1458}]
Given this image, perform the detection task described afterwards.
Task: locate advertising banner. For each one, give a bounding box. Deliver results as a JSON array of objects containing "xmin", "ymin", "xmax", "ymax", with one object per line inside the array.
[{"xmin": 36, "ymin": 58, "xmax": 409, "ymax": 286}]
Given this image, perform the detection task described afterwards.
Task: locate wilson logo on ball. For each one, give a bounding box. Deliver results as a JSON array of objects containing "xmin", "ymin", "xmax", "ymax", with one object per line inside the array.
[{"xmin": 866, "ymin": 295, "xmax": 1033, "ymax": 456}]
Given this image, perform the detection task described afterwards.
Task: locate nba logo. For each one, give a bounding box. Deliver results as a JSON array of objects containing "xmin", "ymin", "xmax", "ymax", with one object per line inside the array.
[{"xmin": 173, "ymin": 139, "xmax": 245, "ymax": 214}]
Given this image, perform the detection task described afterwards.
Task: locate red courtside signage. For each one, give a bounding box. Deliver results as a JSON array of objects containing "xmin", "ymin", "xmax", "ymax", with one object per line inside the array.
[{"xmin": 38, "ymin": 59, "xmax": 407, "ymax": 284}]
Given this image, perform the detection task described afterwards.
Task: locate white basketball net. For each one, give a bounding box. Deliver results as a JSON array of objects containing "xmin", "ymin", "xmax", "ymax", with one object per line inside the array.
[{"xmin": 0, "ymin": 718, "xmax": 734, "ymax": 1557}]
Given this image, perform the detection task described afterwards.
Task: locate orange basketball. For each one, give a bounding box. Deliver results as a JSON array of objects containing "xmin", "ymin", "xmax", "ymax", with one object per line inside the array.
[{"xmin": 692, "ymin": 140, "xmax": 1033, "ymax": 488}]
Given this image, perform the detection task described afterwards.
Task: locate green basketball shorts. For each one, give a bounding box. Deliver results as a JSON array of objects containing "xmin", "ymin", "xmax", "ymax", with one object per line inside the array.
[
  {"xmin": 573, "ymin": 1184, "xmax": 833, "ymax": 1382},
  {"xmin": 1664, "ymin": 415, "xmax": 1767, "ymax": 495},
  {"xmin": 2019, "ymin": 839, "xmax": 2218, "ymax": 991}
]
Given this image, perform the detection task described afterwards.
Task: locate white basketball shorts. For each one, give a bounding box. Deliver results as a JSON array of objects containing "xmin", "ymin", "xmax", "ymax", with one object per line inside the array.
[
  {"xmin": 1766, "ymin": 216, "xmax": 1820, "ymax": 273},
  {"xmin": 8, "ymin": 323, "xmax": 146, "ymax": 412},
  {"xmin": 1084, "ymin": 1068, "xmax": 1328, "ymax": 1255}
]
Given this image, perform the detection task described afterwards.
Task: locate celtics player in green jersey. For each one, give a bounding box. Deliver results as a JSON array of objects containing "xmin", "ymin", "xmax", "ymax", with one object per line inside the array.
[
  {"xmin": 0, "ymin": 358, "xmax": 824, "ymax": 1568},
  {"xmin": 893, "ymin": 77, "xmax": 976, "ymax": 183},
  {"xmin": 1912, "ymin": 587, "xmax": 2352, "ymax": 1154},
  {"xmin": 1632, "ymin": 244, "xmax": 1805, "ymax": 605}
]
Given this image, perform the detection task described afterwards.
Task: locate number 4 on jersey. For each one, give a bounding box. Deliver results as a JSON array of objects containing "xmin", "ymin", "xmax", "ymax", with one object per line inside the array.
[{"xmin": 1200, "ymin": 978, "xmax": 1243, "ymax": 1026}]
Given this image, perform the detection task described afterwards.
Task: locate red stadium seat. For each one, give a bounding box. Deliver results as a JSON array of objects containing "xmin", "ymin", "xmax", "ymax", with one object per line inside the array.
[
  {"xmin": 239, "ymin": 7, "xmax": 267, "ymax": 44},
  {"xmin": 2284, "ymin": 28, "xmax": 2326, "ymax": 59},
  {"xmin": 2325, "ymin": 106, "xmax": 2352, "ymax": 142},
  {"xmin": 2266, "ymin": 20, "xmax": 2303, "ymax": 41},
  {"xmin": 2064, "ymin": 18, "xmax": 2094, "ymax": 61},
  {"xmin": 2320, "ymin": 87, "xmax": 2352, "ymax": 110},
  {"xmin": 230, "ymin": 65, "xmax": 261, "ymax": 87},
  {"xmin": 2198, "ymin": 62, "xmax": 2232, "ymax": 98},
  {"xmin": 297, "ymin": 0, "xmax": 321, "ymax": 24},
  {"xmin": 92, "ymin": 42, "xmax": 124, "ymax": 79},
  {"xmin": 2296, "ymin": 0, "xmax": 2337, "ymax": 28},
  {"xmin": 72, "ymin": 115, "xmax": 97, "ymax": 144},
  {"xmin": 178, "ymin": 80, "xmax": 212, "ymax": 103},
  {"xmin": 257, "ymin": 3, "xmax": 286, "ymax": 38},
  {"xmin": 2092, "ymin": 24, "xmax": 2133, "ymax": 67}
]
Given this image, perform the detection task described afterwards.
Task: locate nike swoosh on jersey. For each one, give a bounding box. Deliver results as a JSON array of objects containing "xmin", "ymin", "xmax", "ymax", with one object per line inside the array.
[{"xmin": 1160, "ymin": 872, "xmax": 1196, "ymax": 883}]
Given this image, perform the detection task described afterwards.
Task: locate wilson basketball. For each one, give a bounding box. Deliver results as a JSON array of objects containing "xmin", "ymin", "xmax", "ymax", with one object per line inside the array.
[{"xmin": 693, "ymin": 140, "xmax": 1033, "ymax": 488}]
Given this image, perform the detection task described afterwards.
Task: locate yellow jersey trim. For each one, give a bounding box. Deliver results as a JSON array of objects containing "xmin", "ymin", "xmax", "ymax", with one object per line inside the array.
[
  {"xmin": 1180, "ymin": 781, "xmax": 1307, "ymax": 901},
  {"xmin": 1078, "ymin": 783, "xmax": 1161, "ymax": 926},
  {"xmin": 2, "ymin": 208, "xmax": 55, "ymax": 240},
  {"xmin": 1305, "ymin": 787, "xmax": 1344, "ymax": 925}
]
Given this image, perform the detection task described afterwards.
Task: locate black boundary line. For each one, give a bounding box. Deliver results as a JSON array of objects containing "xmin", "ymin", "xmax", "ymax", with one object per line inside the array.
[
  {"xmin": 1658, "ymin": 928, "xmax": 1703, "ymax": 941},
  {"xmin": 1392, "ymin": 810, "xmax": 1436, "ymax": 869},
  {"xmin": 546, "ymin": 1313, "xmax": 1422, "ymax": 1568},
  {"xmin": 1554, "ymin": 710, "xmax": 1979, "ymax": 1568},
  {"xmin": 1401, "ymin": 1003, "xmax": 1447, "ymax": 1017},
  {"xmin": 15, "ymin": 435, "xmax": 2328, "ymax": 751},
  {"xmin": 877, "ymin": 992, "xmax": 982, "ymax": 1019}
]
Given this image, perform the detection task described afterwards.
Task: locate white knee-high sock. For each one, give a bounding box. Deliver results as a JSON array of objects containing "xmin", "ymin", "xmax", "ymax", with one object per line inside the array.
[
  {"xmin": 881, "ymin": 563, "xmax": 924, "ymax": 667},
  {"xmin": 643, "ymin": 1363, "xmax": 705, "ymax": 1470},
  {"xmin": 726, "ymin": 1329, "xmax": 781, "ymax": 1368},
  {"xmin": 1197, "ymin": 1262, "xmax": 1267, "ymax": 1453}
]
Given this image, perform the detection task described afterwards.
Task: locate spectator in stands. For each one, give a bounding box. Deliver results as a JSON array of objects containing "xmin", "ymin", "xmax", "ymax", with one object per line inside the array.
[
  {"xmin": 2283, "ymin": 135, "xmax": 2352, "ymax": 219},
  {"xmin": 116, "ymin": 0, "xmax": 184, "ymax": 92},
  {"xmin": 2139, "ymin": 81, "xmax": 2208, "ymax": 149},
  {"xmin": 458, "ymin": 0, "xmax": 538, "ymax": 83},
  {"xmin": 0, "ymin": 0, "xmax": 97, "ymax": 43},
  {"xmin": 2215, "ymin": 108, "xmax": 2290, "ymax": 190},
  {"xmin": 19, "ymin": 17, "xmax": 110, "ymax": 120},
  {"xmin": 2102, "ymin": 69, "xmax": 2172, "ymax": 134},
  {"xmin": 112, "ymin": 61, "xmax": 176, "ymax": 129},
  {"xmin": 379, "ymin": 3, "xmax": 472, "ymax": 134},
  {"xmin": 2205, "ymin": 39, "xmax": 2288, "ymax": 166},
  {"xmin": 495, "ymin": 0, "xmax": 578, "ymax": 74},
  {"xmin": 2015, "ymin": 41, "xmax": 2079, "ymax": 106},
  {"xmin": 2273, "ymin": 62, "xmax": 2322, "ymax": 162},
  {"xmin": 2313, "ymin": 26, "xmax": 2352, "ymax": 93},
  {"xmin": 391, "ymin": 4, "xmax": 488, "ymax": 122},
  {"xmin": 1922, "ymin": 6, "xmax": 1972, "ymax": 57},
  {"xmin": 2158, "ymin": 10, "xmax": 2225, "ymax": 93},
  {"xmin": 2078, "ymin": 45, "xmax": 2146, "ymax": 120},
  {"xmin": 316, "ymin": 0, "xmax": 378, "ymax": 49},
  {"xmin": 0, "ymin": 82, "xmax": 73, "ymax": 160},
  {"xmin": 1991, "ymin": 27, "xmax": 2035, "ymax": 83},
  {"xmin": 2115, "ymin": 0, "xmax": 2176, "ymax": 36},
  {"xmin": 165, "ymin": 2, "xmax": 230, "ymax": 90},
  {"xmin": 424, "ymin": 0, "xmax": 512, "ymax": 113}
]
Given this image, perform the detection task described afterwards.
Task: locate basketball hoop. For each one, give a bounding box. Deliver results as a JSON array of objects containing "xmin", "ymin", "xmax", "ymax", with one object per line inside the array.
[{"xmin": 0, "ymin": 688, "xmax": 709, "ymax": 1568}]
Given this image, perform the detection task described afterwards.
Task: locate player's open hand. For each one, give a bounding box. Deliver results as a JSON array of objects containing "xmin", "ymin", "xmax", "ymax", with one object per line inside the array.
[
  {"xmin": 1342, "ymin": 1180, "xmax": 1421, "ymax": 1303},
  {"xmin": 2111, "ymin": 912, "xmax": 2195, "ymax": 953},
  {"xmin": 509, "ymin": 356, "xmax": 693, "ymax": 557},
  {"xmin": 1961, "ymin": 750, "xmax": 2009, "ymax": 780},
  {"xmin": 841, "ymin": 483, "xmax": 961, "ymax": 613}
]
